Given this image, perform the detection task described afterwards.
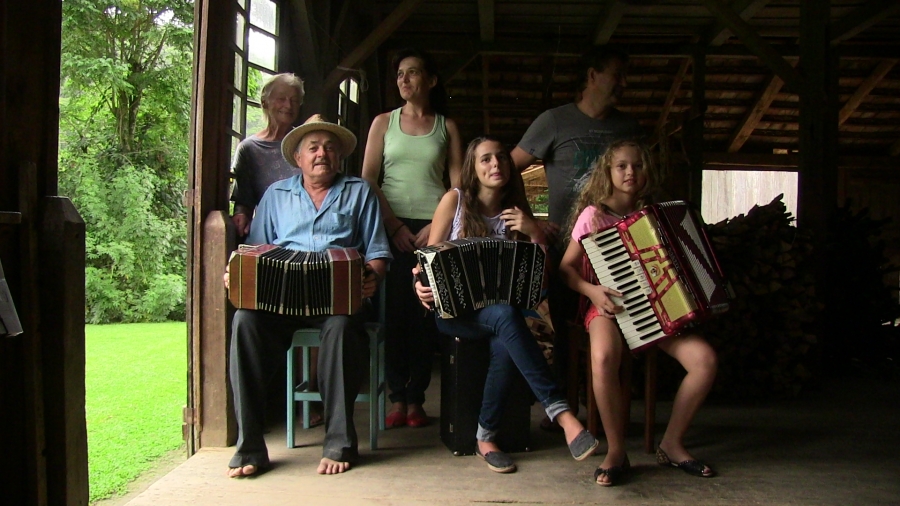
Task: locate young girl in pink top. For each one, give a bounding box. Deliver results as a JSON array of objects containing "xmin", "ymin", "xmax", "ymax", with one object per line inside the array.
[{"xmin": 558, "ymin": 139, "xmax": 718, "ymax": 486}]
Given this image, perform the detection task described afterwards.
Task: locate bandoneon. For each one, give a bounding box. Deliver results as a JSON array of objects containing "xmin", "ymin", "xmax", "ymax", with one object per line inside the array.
[
  {"xmin": 228, "ymin": 244, "xmax": 364, "ymax": 316},
  {"xmin": 579, "ymin": 201, "xmax": 730, "ymax": 352},
  {"xmin": 416, "ymin": 238, "xmax": 545, "ymax": 319}
]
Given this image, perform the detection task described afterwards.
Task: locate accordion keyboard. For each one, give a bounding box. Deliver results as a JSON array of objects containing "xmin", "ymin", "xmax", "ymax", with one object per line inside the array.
[{"xmin": 581, "ymin": 227, "xmax": 668, "ymax": 350}]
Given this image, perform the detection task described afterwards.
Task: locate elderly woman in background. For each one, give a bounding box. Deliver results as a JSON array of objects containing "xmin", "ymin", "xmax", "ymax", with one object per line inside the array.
[
  {"xmin": 230, "ymin": 73, "xmax": 305, "ymax": 236},
  {"xmin": 362, "ymin": 48, "xmax": 463, "ymax": 428}
]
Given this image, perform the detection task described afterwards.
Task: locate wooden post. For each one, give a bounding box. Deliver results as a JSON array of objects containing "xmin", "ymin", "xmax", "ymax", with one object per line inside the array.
[
  {"xmin": 187, "ymin": 0, "xmax": 238, "ymax": 451},
  {"xmin": 798, "ymin": 0, "xmax": 838, "ymax": 344},
  {"xmin": 684, "ymin": 49, "xmax": 706, "ymax": 204},
  {"xmin": 38, "ymin": 197, "xmax": 87, "ymax": 506}
]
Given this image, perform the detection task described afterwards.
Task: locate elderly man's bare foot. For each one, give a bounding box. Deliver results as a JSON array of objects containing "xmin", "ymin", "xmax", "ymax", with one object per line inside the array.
[
  {"xmin": 227, "ymin": 465, "xmax": 257, "ymax": 478},
  {"xmin": 317, "ymin": 458, "xmax": 351, "ymax": 474}
]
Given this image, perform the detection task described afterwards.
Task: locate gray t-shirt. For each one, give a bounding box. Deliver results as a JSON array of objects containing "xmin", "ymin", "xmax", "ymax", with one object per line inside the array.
[
  {"xmin": 230, "ymin": 134, "xmax": 299, "ymax": 210},
  {"xmin": 517, "ymin": 103, "xmax": 643, "ymax": 226}
]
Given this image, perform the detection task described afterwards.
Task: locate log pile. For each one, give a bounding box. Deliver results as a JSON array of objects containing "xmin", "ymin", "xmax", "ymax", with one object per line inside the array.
[{"xmin": 654, "ymin": 195, "xmax": 821, "ymax": 400}]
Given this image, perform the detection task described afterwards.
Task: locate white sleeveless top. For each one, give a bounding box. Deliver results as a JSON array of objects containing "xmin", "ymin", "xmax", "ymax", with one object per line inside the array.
[{"xmin": 448, "ymin": 188, "xmax": 508, "ymax": 240}]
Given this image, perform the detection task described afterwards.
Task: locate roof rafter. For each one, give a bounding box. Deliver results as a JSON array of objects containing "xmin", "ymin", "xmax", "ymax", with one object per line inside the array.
[
  {"xmin": 830, "ymin": 0, "xmax": 900, "ymax": 46},
  {"xmin": 839, "ymin": 59, "xmax": 897, "ymax": 125},
  {"xmin": 658, "ymin": 58, "xmax": 692, "ymax": 131},
  {"xmin": 699, "ymin": 0, "xmax": 803, "ymax": 92},
  {"xmin": 594, "ymin": 1, "xmax": 626, "ymax": 46},
  {"xmin": 324, "ymin": 0, "xmax": 425, "ymax": 91},
  {"xmin": 726, "ymin": 61, "xmax": 795, "ymax": 153}
]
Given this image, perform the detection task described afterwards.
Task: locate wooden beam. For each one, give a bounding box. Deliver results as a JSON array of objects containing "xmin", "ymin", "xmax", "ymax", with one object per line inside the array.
[
  {"xmin": 706, "ymin": 0, "xmax": 771, "ymax": 46},
  {"xmin": 323, "ymin": 0, "xmax": 424, "ymax": 91},
  {"xmin": 685, "ymin": 49, "xmax": 706, "ymax": 203},
  {"xmin": 482, "ymin": 55, "xmax": 491, "ymax": 134},
  {"xmin": 830, "ymin": 0, "xmax": 900, "ymax": 46},
  {"xmin": 838, "ymin": 59, "xmax": 896, "ymax": 125},
  {"xmin": 287, "ymin": 0, "xmax": 323, "ymax": 115},
  {"xmin": 594, "ymin": 1, "xmax": 626, "ymax": 45},
  {"xmin": 541, "ymin": 55, "xmax": 556, "ymax": 110},
  {"xmin": 658, "ymin": 58, "xmax": 691, "ymax": 130},
  {"xmin": 700, "ymin": 0, "xmax": 803, "ymax": 92},
  {"xmin": 705, "ymin": 152, "xmax": 900, "ymax": 169},
  {"xmin": 478, "ymin": 0, "xmax": 495, "ymax": 43},
  {"xmin": 726, "ymin": 69, "xmax": 788, "ymax": 153},
  {"xmin": 385, "ymin": 38, "xmax": 900, "ymax": 60}
]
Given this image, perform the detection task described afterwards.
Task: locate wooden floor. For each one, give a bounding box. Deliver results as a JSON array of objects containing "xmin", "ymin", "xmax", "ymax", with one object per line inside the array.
[{"xmin": 122, "ymin": 368, "xmax": 900, "ymax": 506}]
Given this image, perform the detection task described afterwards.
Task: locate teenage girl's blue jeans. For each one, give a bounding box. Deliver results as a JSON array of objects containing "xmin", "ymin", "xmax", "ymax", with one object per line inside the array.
[{"xmin": 434, "ymin": 303, "xmax": 570, "ymax": 442}]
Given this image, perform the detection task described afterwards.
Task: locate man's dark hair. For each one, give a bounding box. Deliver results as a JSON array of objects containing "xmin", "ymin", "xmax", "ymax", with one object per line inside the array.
[{"xmin": 576, "ymin": 46, "xmax": 629, "ymax": 92}]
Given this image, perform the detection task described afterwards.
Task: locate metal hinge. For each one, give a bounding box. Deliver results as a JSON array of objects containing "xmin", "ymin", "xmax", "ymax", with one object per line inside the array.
[
  {"xmin": 183, "ymin": 406, "xmax": 196, "ymax": 424},
  {"xmin": 448, "ymin": 423, "xmax": 454, "ymax": 433},
  {"xmin": 183, "ymin": 189, "xmax": 195, "ymax": 208}
]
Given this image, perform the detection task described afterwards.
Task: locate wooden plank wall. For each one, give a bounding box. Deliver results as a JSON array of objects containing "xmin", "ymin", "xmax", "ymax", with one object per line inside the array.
[{"xmin": 0, "ymin": 0, "xmax": 88, "ymax": 504}]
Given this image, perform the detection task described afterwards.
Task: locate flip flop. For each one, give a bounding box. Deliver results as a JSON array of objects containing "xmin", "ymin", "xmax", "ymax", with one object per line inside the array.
[
  {"xmin": 656, "ymin": 446, "xmax": 716, "ymax": 477},
  {"xmin": 567, "ymin": 429, "xmax": 599, "ymax": 461}
]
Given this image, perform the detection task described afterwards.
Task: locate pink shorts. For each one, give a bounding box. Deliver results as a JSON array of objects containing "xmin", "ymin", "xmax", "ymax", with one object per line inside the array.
[{"xmin": 583, "ymin": 304, "xmax": 603, "ymax": 330}]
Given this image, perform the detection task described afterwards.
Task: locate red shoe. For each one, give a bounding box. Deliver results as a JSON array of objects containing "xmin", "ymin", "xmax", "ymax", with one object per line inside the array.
[
  {"xmin": 385, "ymin": 410, "xmax": 407, "ymax": 428},
  {"xmin": 406, "ymin": 409, "xmax": 429, "ymax": 428}
]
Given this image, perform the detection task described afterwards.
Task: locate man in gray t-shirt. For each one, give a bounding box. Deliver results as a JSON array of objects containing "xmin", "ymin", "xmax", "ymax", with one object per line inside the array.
[
  {"xmin": 511, "ymin": 47, "xmax": 644, "ymax": 422},
  {"xmin": 515, "ymin": 104, "xmax": 642, "ymax": 228}
]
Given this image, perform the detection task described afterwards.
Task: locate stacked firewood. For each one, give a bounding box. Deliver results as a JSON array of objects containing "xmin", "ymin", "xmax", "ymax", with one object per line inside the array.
[{"xmin": 653, "ymin": 195, "xmax": 821, "ymax": 400}]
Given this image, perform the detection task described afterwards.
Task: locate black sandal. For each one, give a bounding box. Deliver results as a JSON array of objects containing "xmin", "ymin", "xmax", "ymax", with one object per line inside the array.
[
  {"xmin": 594, "ymin": 455, "xmax": 630, "ymax": 487},
  {"xmin": 656, "ymin": 446, "xmax": 715, "ymax": 477}
]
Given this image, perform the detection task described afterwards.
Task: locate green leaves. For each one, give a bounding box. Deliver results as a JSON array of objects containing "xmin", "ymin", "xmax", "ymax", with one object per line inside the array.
[{"xmin": 59, "ymin": 0, "xmax": 193, "ymax": 323}]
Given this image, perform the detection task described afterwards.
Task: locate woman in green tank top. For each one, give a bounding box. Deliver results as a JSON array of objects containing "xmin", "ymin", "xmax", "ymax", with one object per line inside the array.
[{"xmin": 362, "ymin": 48, "xmax": 463, "ymax": 429}]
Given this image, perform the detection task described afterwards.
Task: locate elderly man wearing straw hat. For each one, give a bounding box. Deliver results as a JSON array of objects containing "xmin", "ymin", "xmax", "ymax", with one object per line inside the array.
[{"xmin": 227, "ymin": 114, "xmax": 392, "ymax": 477}]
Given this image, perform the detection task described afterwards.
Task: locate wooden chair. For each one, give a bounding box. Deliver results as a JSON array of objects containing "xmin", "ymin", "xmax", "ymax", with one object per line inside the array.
[
  {"xmin": 285, "ymin": 282, "xmax": 387, "ymax": 450},
  {"xmin": 566, "ymin": 322, "xmax": 658, "ymax": 454}
]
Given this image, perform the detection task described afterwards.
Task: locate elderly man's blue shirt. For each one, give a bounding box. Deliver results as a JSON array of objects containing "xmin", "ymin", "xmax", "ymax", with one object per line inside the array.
[{"xmin": 247, "ymin": 173, "xmax": 392, "ymax": 263}]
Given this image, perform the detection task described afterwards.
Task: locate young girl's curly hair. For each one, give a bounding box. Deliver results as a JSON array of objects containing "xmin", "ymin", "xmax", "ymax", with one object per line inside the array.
[
  {"xmin": 458, "ymin": 136, "xmax": 534, "ymax": 241},
  {"xmin": 564, "ymin": 138, "xmax": 657, "ymax": 240}
]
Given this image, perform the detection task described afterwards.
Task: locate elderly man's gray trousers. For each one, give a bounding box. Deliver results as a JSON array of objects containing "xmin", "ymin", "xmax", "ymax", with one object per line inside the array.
[{"xmin": 228, "ymin": 308, "xmax": 368, "ymax": 468}]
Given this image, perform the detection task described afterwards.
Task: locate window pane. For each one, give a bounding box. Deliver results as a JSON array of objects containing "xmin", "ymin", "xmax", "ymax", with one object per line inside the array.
[
  {"xmin": 232, "ymin": 94, "xmax": 243, "ymax": 133},
  {"xmin": 247, "ymin": 28, "xmax": 276, "ymax": 70},
  {"xmin": 249, "ymin": 0, "xmax": 277, "ymax": 35},
  {"xmin": 349, "ymin": 79, "xmax": 359, "ymax": 104},
  {"xmin": 247, "ymin": 67, "xmax": 268, "ymax": 102},
  {"xmin": 236, "ymin": 0, "xmax": 246, "ymax": 9},
  {"xmin": 701, "ymin": 170, "xmax": 798, "ymax": 225},
  {"xmin": 341, "ymin": 79, "xmax": 349, "ymax": 94},
  {"xmin": 246, "ymin": 103, "xmax": 266, "ymax": 134},
  {"xmin": 234, "ymin": 53, "xmax": 244, "ymax": 89},
  {"xmin": 235, "ymin": 13, "xmax": 245, "ymax": 50}
]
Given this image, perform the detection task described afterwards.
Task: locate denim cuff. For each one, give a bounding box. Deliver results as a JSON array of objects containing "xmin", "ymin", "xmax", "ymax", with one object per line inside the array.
[
  {"xmin": 544, "ymin": 399, "xmax": 570, "ymax": 422},
  {"xmin": 476, "ymin": 423, "xmax": 498, "ymax": 442}
]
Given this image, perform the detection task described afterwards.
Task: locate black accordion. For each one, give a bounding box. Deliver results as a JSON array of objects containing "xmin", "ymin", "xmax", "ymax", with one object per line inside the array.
[
  {"xmin": 416, "ymin": 238, "xmax": 546, "ymax": 319},
  {"xmin": 227, "ymin": 244, "xmax": 364, "ymax": 316}
]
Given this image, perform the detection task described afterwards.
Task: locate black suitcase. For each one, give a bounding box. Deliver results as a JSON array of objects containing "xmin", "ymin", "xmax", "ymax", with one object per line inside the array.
[{"xmin": 440, "ymin": 334, "xmax": 533, "ymax": 456}]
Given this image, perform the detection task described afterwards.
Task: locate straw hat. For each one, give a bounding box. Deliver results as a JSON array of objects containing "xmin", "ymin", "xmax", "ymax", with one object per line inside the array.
[{"xmin": 280, "ymin": 114, "xmax": 358, "ymax": 166}]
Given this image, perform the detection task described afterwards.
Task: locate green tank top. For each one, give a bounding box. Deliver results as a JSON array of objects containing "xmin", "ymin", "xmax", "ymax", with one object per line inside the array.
[{"xmin": 381, "ymin": 108, "xmax": 448, "ymax": 220}]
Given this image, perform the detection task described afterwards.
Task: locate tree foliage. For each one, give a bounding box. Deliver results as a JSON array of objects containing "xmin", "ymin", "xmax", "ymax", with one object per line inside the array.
[{"xmin": 59, "ymin": 0, "xmax": 194, "ymax": 322}]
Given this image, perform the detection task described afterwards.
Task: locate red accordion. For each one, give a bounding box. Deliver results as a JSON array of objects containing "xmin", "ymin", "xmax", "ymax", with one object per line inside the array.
[{"xmin": 579, "ymin": 201, "xmax": 730, "ymax": 351}]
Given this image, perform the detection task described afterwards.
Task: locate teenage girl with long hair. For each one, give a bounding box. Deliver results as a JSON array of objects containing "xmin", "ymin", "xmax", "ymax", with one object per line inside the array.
[{"xmin": 413, "ymin": 136, "xmax": 599, "ymax": 474}]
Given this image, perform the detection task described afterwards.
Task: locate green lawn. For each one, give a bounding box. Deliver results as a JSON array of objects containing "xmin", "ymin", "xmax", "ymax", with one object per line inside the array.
[{"xmin": 86, "ymin": 322, "xmax": 187, "ymax": 503}]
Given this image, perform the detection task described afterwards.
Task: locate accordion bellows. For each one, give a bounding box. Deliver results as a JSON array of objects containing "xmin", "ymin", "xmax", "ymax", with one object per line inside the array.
[
  {"xmin": 416, "ymin": 238, "xmax": 546, "ymax": 319},
  {"xmin": 228, "ymin": 244, "xmax": 364, "ymax": 316},
  {"xmin": 579, "ymin": 201, "xmax": 730, "ymax": 351}
]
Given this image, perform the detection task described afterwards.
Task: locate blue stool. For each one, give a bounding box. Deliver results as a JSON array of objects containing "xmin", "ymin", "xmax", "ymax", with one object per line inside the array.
[{"xmin": 285, "ymin": 283, "xmax": 387, "ymax": 449}]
